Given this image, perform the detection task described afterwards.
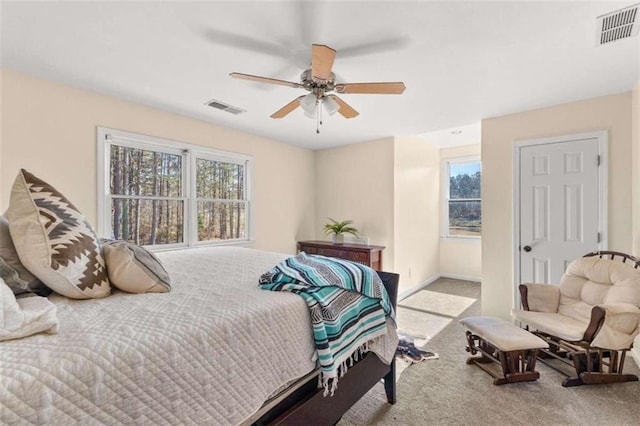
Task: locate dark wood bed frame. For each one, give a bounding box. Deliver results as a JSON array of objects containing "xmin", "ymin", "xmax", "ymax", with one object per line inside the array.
[{"xmin": 253, "ymin": 271, "xmax": 399, "ymax": 425}]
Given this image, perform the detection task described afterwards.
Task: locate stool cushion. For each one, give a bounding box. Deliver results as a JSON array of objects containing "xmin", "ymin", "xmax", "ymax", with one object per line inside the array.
[{"xmin": 460, "ymin": 316, "xmax": 548, "ymax": 352}]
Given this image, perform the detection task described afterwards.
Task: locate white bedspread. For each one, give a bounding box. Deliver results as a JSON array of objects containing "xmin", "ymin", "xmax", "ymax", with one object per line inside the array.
[{"xmin": 0, "ymin": 247, "xmax": 396, "ymax": 425}]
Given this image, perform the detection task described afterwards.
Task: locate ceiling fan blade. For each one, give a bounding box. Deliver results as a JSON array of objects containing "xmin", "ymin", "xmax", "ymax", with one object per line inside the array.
[
  {"xmin": 335, "ymin": 82, "xmax": 406, "ymax": 94},
  {"xmin": 271, "ymin": 96, "xmax": 304, "ymax": 119},
  {"xmin": 202, "ymin": 28, "xmax": 290, "ymax": 59},
  {"xmin": 329, "ymin": 95, "xmax": 359, "ymax": 119},
  {"xmin": 311, "ymin": 44, "xmax": 336, "ymax": 81},
  {"xmin": 230, "ymin": 72, "xmax": 302, "ymax": 89}
]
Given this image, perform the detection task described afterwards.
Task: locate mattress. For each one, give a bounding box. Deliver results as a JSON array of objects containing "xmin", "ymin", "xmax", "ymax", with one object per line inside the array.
[
  {"xmin": 0, "ymin": 247, "xmax": 396, "ymax": 425},
  {"xmin": 1, "ymin": 247, "xmax": 314, "ymax": 425}
]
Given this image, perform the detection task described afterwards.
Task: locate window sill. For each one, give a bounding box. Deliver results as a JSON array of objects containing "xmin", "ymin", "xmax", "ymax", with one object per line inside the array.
[
  {"xmin": 148, "ymin": 239, "xmax": 256, "ymax": 253},
  {"xmin": 441, "ymin": 235, "xmax": 481, "ymax": 241}
]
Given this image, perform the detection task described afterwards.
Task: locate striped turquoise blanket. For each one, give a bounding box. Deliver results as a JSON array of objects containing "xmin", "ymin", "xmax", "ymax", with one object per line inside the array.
[{"xmin": 259, "ymin": 252, "xmax": 395, "ymax": 395}]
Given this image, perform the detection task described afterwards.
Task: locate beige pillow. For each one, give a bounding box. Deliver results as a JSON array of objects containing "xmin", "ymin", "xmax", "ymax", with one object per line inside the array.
[
  {"xmin": 103, "ymin": 240, "xmax": 171, "ymax": 293},
  {"xmin": 5, "ymin": 169, "xmax": 110, "ymax": 299}
]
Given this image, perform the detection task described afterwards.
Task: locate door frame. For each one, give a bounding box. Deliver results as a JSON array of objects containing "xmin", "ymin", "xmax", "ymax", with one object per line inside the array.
[{"xmin": 512, "ymin": 130, "xmax": 608, "ymax": 308}]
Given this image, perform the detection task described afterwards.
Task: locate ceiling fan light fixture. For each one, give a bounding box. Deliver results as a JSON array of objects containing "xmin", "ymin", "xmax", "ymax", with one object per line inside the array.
[
  {"xmin": 323, "ymin": 96, "xmax": 340, "ymax": 116},
  {"xmin": 300, "ymin": 93, "xmax": 318, "ymax": 117}
]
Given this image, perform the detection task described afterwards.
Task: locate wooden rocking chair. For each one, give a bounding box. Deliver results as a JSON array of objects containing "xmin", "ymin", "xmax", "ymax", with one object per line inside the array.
[{"xmin": 512, "ymin": 251, "xmax": 640, "ymax": 387}]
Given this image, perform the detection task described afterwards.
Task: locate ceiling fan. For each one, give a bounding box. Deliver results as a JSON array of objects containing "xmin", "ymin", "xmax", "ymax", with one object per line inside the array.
[{"xmin": 230, "ymin": 44, "xmax": 406, "ymax": 133}]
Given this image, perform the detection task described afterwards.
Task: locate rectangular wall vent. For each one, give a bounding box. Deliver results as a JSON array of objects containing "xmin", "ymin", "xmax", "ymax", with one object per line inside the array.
[
  {"xmin": 205, "ymin": 99, "xmax": 246, "ymax": 115},
  {"xmin": 596, "ymin": 3, "xmax": 639, "ymax": 45}
]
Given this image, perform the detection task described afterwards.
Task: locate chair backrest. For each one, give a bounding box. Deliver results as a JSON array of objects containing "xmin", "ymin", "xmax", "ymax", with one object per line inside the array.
[{"xmin": 558, "ymin": 254, "xmax": 640, "ymax": 322}]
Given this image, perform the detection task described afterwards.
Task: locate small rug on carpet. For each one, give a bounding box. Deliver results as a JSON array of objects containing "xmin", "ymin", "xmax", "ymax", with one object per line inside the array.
[
  {"xmin": 395, "ymin": 334, "xmax": 438, "ymax": 381},
  {"xmin": 396, "ymin": 334, "xmax": 438, "ymax": 362}
]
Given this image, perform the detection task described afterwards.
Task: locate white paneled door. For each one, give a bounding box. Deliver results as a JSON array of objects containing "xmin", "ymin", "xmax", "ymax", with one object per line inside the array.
[{"xmin": 518, "ymin": 136, "xmax": 604, "ymax": 286}]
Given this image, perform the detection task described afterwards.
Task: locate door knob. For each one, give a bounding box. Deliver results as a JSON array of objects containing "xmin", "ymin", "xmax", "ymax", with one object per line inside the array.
[{"xmin": 523, "ymin": 245, "xmax": 532, "ymax": 252}]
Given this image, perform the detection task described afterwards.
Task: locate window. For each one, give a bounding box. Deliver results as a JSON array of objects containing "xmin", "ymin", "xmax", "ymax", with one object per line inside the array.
[
  {"xmin": 195, "ymin": 157, "xmax": 246, "ymax": 241},
  {"xmin": 98, "ymin": 128, "xmax": 252, "ymax": 248},
  {"xmin": 442, "ymin": 157, "xmax": 481, "ymax": 237}
]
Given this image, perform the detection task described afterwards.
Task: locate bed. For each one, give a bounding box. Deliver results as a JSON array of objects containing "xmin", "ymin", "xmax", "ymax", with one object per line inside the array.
[{"xmin": 0, "ymin": 246, "xmax": 398, "ymax": 425}]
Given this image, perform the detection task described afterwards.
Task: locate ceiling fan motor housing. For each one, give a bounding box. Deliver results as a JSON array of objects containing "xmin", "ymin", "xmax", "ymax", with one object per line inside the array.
[{"xmin": 301, "ymin": 69, "xmax": 335, "ymax": 92}]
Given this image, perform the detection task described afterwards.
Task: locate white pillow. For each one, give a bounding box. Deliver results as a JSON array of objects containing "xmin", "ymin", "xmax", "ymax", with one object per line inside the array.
[
  {"xmin": 0, "ymin": 277, "xmax": 59, "ymax": 341},
  {"xmin": 5, "ymin": 169, "xmax": 110, "ymax": 299},
  {"xmin": 103, "ymin": 240, "xmax": 171, "ymax": 294}
]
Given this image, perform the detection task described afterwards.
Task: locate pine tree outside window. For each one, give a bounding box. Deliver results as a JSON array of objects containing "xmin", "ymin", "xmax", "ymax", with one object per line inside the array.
[
  {"xmin": 98, "ymin": 128, "xmax": 252, "ymax": 248},
  {"xmin": 442, "ymin": 157, "xmax": 481, "ymax": 237}
]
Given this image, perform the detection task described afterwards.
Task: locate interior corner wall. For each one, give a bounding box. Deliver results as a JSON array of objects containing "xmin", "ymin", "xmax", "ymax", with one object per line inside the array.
[
  {"xmin": 314, "ymin": 137, "xmax": 395, "ymax": 275},
  {"xmin": 632, "ymin": 81, "xmax": 640, "ymax": 257},
  {"xmin": 482, "ymin": 92, "xmax": 633, "ymax": 320},
  {"xmin": 631, "ymin": 80, "xmax": 640, "ymax": 364},
  {"xmin": 393, "ymin": 136, "xmax": 440, "ymax": 293},
  {"xmin": 0, "ymin": 69, "xmax": 315, "ymax": 254},
  {"xmin": 0, "ymin": 70, "xmax": 3, "ymax": 212},
  {"xmin": 439, "ymin": 144, "xmax": 482, "ymax": 281}
]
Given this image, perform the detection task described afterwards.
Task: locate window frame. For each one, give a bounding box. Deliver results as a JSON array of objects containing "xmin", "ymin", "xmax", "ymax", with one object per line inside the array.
[
  {"xmin": 97, "ymin": 127, "xmax": 253, "ymax": 250},
  {"xmin": 441, "ymin": 156, "xmax": 481, "ymax": 239}
]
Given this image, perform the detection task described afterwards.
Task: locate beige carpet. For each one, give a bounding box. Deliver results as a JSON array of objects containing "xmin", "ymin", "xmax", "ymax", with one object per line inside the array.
[
  {"xmin": 395, "ymin": 285, "xmax": 477, "ymax": 347},
  {"xmin": 398, "ymin": 289, "xmax": 476, "ymax": 317},
  {"xmin": 396, "ymin": 307, "xmax": 451, "ymax": 345},
  {"xmin": 339, "ymin": 278, "xmax": 640, "ymax": 425}
]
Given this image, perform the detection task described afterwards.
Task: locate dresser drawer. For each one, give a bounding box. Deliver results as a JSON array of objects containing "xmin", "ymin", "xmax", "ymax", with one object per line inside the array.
[
  {"xmin": 317, "ymin": 248, "xmax": 347, "ymax": 258},
  {"xmin": 296, "ymin": 241, "xmax": 384, "ymax": 270},
  {"xmin": 303, "ymin": 246, "xmax": 318, "ymax": 255},
  {"xmin": 347, "ymin": 251, "xmax": 368, "ymax": 262}
]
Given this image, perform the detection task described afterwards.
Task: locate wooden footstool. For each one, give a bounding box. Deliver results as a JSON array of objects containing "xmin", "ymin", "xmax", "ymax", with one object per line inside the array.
[{"xmin": 459, "ymin": 316, "xmax": 549, "ymax": 385}]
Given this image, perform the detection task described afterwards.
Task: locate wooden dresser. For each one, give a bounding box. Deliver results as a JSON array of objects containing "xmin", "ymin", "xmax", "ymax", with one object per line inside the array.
[{"xmin": 297, "ymin": 240, "xmax": 385, "ymax": 270}]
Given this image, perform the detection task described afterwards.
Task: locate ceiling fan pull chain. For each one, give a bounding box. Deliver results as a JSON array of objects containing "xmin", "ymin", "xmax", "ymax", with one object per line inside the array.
[{"xmin": 316, "ymin": 99, "xmax": 321, "ymax": 134}]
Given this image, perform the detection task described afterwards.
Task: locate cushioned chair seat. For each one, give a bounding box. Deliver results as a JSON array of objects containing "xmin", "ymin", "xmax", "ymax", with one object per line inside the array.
[{"xmin": 511, "ymin": 309, "xmax": 586, "ymax": 342}]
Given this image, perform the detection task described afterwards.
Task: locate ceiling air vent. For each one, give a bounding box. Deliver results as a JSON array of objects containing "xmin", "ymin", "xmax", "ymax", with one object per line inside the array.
[
  {"xmin": 205, "ymin": 99, "xmax": 246, "ymax": 115},
  {"xmin": 596, "ymin": 3, "xmax": 639, "ymax": 45}
]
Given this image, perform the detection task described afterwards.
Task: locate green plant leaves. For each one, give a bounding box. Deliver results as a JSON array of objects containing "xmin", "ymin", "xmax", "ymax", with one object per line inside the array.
[{"xmin": 323, "ymin": 218, "xmax": 359, "ymax": 237}]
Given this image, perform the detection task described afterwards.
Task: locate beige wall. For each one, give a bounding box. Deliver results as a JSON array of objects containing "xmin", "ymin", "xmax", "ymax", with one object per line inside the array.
[
  {"xmin": 633, "ymin": 81, "xmax": 640, "ymax": 256},
  {"xmin": 0, "ymin": 70, "xmax": 3, "ymax": 204},
  {"xmin": 315, "ymin": 137, "xmax": 395, "ymax": 272},
  {"xmin": 439, "ymin": 144, "xmax": 482, "ymax": 280},
  {"xmin": 632, "ymin": 81, "xmax": 640, "ymax": 363},
  {"xmin": 0, "ymin": 69, "xmax": 315, "ymax": 254},
  {"xmin": 482, "ymin": 92, "xmax": 633, "ymax": 320},
  {"xmin": 315, "ymin": 137, "xmax": 483, "ymax": 294},
  {"xmin": 393, "ymin": 136, "xmax": 440, "ymax": 293}
]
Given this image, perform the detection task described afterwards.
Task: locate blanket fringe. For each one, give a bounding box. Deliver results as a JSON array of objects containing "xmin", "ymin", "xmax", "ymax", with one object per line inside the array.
[{"xmin": 320, "ymin": 342, "xmax": 371, "ymax": 397}]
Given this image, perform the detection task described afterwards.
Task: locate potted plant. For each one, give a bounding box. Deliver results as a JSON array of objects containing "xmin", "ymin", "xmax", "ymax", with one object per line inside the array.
[{"xmin": 324, "ymin": 218, "xmax": 359, "ymax": 244}]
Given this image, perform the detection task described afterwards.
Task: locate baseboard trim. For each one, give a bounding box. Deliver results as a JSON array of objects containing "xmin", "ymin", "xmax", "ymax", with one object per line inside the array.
[
  {"xmin": 397, "ymin": 274, "xmax": 440, "ymax": 302},
  {"xmin": 439, "ymin": 273, "xmax": 481, "ymax": 283},
  {"xmin": 397, "ymin": 273, "xmax": 481, "ymax": 302}
]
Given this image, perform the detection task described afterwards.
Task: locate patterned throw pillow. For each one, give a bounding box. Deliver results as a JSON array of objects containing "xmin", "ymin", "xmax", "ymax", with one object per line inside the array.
[
  {"xmin": 0, "ymin": 216, "xmax": 51, "ymax": 296},
  {"xmin": 5, "ymin": 169, "xmax": 110, "ymax": 299},
  {"xmin": 102, "ymin": 240, "xmax": 171, "ymax": 293}
]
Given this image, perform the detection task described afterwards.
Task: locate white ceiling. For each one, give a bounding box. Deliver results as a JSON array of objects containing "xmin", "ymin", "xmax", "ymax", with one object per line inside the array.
[{"xmin": 1, "ymin": 1, "xmax": 638, "ymax": 150}]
